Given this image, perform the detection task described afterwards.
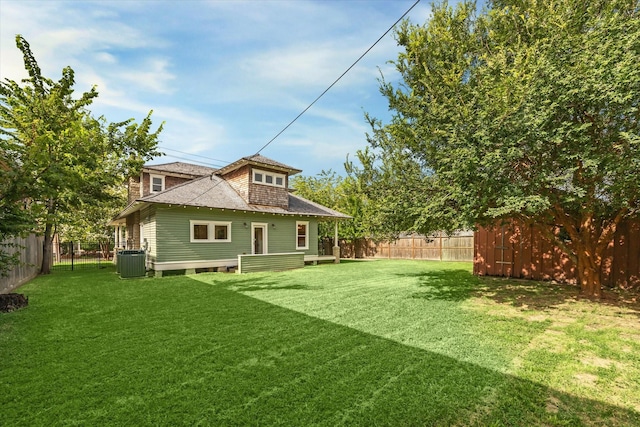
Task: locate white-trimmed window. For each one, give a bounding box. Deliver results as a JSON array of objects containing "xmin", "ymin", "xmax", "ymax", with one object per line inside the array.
[
  {"xmin": 253, "ymin": 168, "xmax": 286, "ymax": 188},
  {"xmin": 296, "ymin": 221, "xmax": 309, "ymax": 250},
  {"xmin": 150, "ymin": 174, "xmax": 165, "ymax": 193},
  {"xmin": 190, "ymin": 220, "xmax": 232, "ymax": 243}
]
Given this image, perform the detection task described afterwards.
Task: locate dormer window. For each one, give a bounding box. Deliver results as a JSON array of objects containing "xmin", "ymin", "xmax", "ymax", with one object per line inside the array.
[
  {"xmin": 150, "ymin": 174, "xmax": 165, "ymax": 193},
  {"xmin": 252, "ymin": 168, "xmax": 285, "ymax": 188}
]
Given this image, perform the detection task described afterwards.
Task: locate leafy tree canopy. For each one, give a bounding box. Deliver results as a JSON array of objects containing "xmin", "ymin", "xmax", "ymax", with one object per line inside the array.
[
  {"xmin": 350, "ymin": 0, "xmax": 640, "ymax": 297},
  {"xmin": 0, "ymin": 35, "xmax": 164, "ymax": 274},
  {"xmin": 291, "ymin": 170, "xmax": 373, "ymax": 241}
]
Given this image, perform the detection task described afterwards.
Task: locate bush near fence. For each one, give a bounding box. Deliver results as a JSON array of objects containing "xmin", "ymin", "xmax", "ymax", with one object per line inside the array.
[
  {"xmin": 322, "ymin": 232, "xmax": 474, "ymax": 262},
  {"xmin": 0, "ymin": 234, "xmax": 43, "ymax": 294}
]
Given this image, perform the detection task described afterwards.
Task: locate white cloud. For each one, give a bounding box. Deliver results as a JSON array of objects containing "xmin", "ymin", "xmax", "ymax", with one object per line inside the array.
[
  {"xmin": 2, "ymin": 2, "xmax": 167, "ymax": 76},
  {"xmin": 117, "ymin": 58, "xmax": 176, "ymax": 94},
  {"xmin": 1, "ymin": 0, "xmax": 424, "ymax": 177},
  {"xmin": 0, "ymin": 2, "xmax": 159, "ymax": 79},
  {"xmin": 241, "ymin": 42, "xmax": 362, "ymax": 90},
  {"xmin": 94, "ymin": 52, "xmax": 118, "ymax": 65}
]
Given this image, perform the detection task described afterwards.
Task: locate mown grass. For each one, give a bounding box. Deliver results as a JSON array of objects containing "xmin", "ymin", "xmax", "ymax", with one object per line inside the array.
[{"xmin": 1, "ymin": 260, "xmax": 639, "ymax": 426}]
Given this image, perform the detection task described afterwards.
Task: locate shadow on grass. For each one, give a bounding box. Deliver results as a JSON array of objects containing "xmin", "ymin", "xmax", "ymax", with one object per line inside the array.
[
  {"xmin": 479, "ymin": 277, "xmax": 640, "ymax": 315},
  {"xmin": 5, "ymin": 271, "xmax": 639, "ymax": 426},
  {"xmin": 403, "ymin": 269, "xmax": 640, "ymax": 315},
  {"xmin": 404, "ymin": 269, "xmax": 482, "ymax": 302}
]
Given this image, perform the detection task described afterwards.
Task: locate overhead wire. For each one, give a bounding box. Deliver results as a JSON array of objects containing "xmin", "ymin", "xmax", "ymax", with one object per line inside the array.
[
  {"xmin": 158, "ymin": 146, "xmax": 232, "ymax": 166},
  {"xmin": 157, "ymin": 153, "xmax": 225, "ymax": 168},
  {"xmin": 255, "ymin": 0, "xmax": 422, "ymax": 155},
  {"xmin": 178, "ymin": 0, "xmax": 422, "ymax": 206}
]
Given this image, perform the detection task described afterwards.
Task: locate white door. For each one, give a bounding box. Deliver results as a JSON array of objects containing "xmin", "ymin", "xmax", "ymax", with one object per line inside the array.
[{"xmin": 252, "ymin": 223, "xmax": 268, "ymax": 254}]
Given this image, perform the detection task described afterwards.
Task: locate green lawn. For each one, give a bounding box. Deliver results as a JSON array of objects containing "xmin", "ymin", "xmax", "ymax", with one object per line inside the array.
[{"xmin": 1, "ymin": 260, "xmax": 639, "ymax": 426}]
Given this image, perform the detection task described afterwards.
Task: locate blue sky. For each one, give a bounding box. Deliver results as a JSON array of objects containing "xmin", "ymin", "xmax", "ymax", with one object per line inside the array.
[{"xmin": 1, "ymin": 0, "xmax": 435, "ymax": 177}]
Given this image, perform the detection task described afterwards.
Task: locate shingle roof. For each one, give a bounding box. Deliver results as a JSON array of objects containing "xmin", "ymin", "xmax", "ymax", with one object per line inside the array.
[
  {"xmin": 121, "ymin": 174, "xmax": 350, "ymax": 219},
  {"xmin": 215, "ymin": 154, "xmax": 302, "ymax": 176},
  {"xmin": 143, "ymin": 162, "xmax": 217, "ymax": 177}
]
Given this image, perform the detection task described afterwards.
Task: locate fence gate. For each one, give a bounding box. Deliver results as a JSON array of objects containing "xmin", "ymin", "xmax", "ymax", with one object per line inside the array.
[{"xmin": 52, "ymin": 241, "xmax": 113, "ymax": 271}]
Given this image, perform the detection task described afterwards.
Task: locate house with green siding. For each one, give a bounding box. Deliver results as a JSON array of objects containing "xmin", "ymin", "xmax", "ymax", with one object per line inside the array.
[{"xmin": 110, "ymin": 155, "xmax": 350, "ymax": 275}]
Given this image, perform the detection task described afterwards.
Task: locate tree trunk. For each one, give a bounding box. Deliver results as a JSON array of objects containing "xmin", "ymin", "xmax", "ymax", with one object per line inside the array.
[
  {"xmin": 100, "ymin": 240, "xmax": 110, "ymax": 260},
  {"xmin": 551, "ymin": 204, "xmax": 626, "ymax": 300},
  {"xmin": 40, "ymin": 199, "xmax": 56, "ymax": 275},
  {"xmin": 41, "ymin": 221, "xmax": 53, "ymax": 274},
  {"xmin": 575, "ymin": 243, "xmax": 603, "ymax": 299}
]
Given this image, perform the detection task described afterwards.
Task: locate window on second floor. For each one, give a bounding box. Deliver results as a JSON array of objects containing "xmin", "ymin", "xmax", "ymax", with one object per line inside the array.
[
  {"xmin": 253, "ymin": 168, "xmax": 286, "ymax": 188},
  {"xmin": 150, "ymin": 174, "xmax": 165, "ymax": 193}
]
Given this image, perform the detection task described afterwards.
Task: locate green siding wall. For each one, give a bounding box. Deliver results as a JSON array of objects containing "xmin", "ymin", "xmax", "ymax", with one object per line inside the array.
[
  {"xmin": 141, "ymin": 205, "xmax": 157, "ymax": 262},
  {"xmin": 154, "ymin": 206, "xmax": 319, "ymax": 263},
  {"xmin": 238, "ymin": 253, "xmax": 304, "ymax": 273},
  {"xmin": 259, "ymin": 216, "xmax": 319, "ymax": 256}
]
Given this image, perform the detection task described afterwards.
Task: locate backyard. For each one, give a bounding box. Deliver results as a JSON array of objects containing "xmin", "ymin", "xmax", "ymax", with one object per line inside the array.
[{"xmin": 1, "ymin": 260, "xmax": 639, "ymax": 426}]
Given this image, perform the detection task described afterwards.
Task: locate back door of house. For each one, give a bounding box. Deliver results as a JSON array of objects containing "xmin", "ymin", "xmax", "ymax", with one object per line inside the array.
[{"xmin": 252, "ymin": 223, "xmax": 268, "ymax": 254}]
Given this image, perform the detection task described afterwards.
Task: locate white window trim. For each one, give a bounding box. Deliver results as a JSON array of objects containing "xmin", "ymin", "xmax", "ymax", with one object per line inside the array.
[
  {"xmin": 150, "ymin": 174, "xmax": 165, "ymax": 193},
  {"xmin": 296, "ymin": 221, "xmax": 309, "ymax": 250},
  {"xmin": 252, "ymin": 168, "xmax": 286, "ymax": 188},
  {"xmin": 190, "ymin": 220, "xmax": 232, "ymax": 243}
]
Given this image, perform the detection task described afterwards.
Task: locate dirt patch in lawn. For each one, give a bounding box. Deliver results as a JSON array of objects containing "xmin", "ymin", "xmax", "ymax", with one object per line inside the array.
[
  {"xmin": 581, "ymin": 356, "xmax": 617, "ymax": 369},
  {"xmin": 475, "ymin": 277, "xmax": 640, "ymax": 315},
  {"xmin": 546, "ymin": 395, "xmax": 562, "ymax": 413},
  {"xmin": 574, "ymin": 373, "xmax": 599, "ymax": 387}
]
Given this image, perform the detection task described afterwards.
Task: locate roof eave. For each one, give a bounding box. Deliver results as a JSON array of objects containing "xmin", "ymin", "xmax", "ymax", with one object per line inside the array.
[
  {"xmin": 142, "ymin": 167, "xmax": 209, "ymax": 180},
  {"xmin": 216, "ymin": 158, "xmax": 302, "ymax": 176},
  {"xmin": 109, "ymin": 201, "xmax": 149, "ymax": 225}
]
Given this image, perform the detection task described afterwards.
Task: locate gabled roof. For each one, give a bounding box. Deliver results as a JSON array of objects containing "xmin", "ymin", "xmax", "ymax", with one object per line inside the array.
[
  {"xmin": 113, "ymin": 174, "xmax": 350, "ymax": 221},
  {"xmin": 143, "ymin": 162, "xmax": 217, "ymax": 177},
  {"xmin": 215, "ymin": 154, "xmax": 302, "ymax": 176}
]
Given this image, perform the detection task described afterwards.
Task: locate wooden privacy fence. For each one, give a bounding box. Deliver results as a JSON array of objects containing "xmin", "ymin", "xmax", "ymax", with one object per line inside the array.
[
  {"xmin": 474, "ymin": 220, "xmax": 640, "ymax": 288},
  {"xmin": 0, "ymin": 234, "xmax": 43, "ymax": 294},
  {"xmin": 322, "ymin": 232, "xmax": 474, "ymax": 262}
]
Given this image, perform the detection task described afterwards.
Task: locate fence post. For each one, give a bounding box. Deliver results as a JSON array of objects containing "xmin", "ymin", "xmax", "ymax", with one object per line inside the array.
[
  {"xmin": 71, "ymin": 241, "xmax": 74, "ymax": 271},
  {"xmin": 412, "ymin": 237, "xmax": 415, "ymax": 259}
]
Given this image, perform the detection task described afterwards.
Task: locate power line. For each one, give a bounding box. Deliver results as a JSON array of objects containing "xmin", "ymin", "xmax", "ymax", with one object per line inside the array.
[
  {"xmin": 180, "ymin": 174, "xmax": 228, "ymax": 207},
  {"xmin": 158, "ymin": 146, "xmax": 232, "ymax": 165},
  {"xmin": 255, "ymin": 0, "xmax": 422, "ymax": 155},
  {"xmin": 157, "ymin": 153, "xmax": 225, "ymax": 169},
  {"xmin": 179, "ymin": 0, "xmax": 422, "ymax": 207}
]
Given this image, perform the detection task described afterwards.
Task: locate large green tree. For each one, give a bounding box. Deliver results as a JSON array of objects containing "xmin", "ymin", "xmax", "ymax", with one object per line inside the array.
[
  {"xmin": 352, "ymin": 0, "xmax": 640, "ymax": 298},
  {"xmin": 57, "ymin": 185, "xmax": 127, "ymax": 259},
  {"xmin": 0, "ymin": 35, "xmax": 163, "ymax": 274},
  {"xmin": 291, "ymin": 170, "xmax": 367, "ymax": 241},
  {"xmin": 0, "ymin": 146, "xmax": 33, "ymax": 275}
]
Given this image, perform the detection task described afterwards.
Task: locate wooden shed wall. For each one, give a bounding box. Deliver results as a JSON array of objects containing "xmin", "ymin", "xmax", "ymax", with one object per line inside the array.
[{"xmin": 474, "ymin": 220, "xmax": 640, "ymax": 288}]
